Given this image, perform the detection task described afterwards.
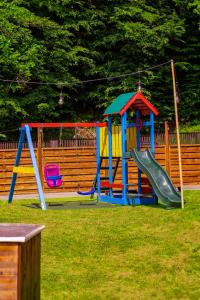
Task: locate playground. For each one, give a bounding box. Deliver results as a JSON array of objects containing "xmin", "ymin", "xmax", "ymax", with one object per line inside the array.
[
  {"xmin": 7, "ymin": 90, "xmax": 186, "ymax": 210},
  {"xmin": 1, "ymin": 89, "xmax": 200, "ymax": 299},
  {"xmin": 1, "ymin": 0, "xmax": 200, "ymax": 298},
  {"xmin": 1, "ymin": 190, "xmax": 200, "ymax": 299}
]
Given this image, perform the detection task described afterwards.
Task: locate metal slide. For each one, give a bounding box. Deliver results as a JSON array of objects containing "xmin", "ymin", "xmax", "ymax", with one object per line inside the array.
[{"xmin": 131, "ymin": 149, "xmax": 181, "ymax": 207}]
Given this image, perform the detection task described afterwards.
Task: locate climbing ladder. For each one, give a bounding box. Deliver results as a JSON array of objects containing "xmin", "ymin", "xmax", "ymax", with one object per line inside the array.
[{"xmin": 97, "ymin": 157, "xmax": 122, "ymax": 191}]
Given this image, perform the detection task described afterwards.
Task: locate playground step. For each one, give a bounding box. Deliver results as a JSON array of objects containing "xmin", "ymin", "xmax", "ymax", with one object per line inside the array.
[
  {"xmin": 101, "ymin": 182, "xmax": 124, "ymax": 189},
  {"xmin": 94, "ymin": 157, "xmax": 120, "ymax": 189}
]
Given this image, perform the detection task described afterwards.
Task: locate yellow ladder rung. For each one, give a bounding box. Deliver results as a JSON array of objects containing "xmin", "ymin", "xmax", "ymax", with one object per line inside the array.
[{"xmin": 13, "ymin": 166, "xmax": 35, "ymax": 174}]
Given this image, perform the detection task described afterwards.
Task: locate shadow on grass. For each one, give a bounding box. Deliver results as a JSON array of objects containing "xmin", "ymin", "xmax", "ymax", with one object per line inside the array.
[
  {"xmin": 24, "ymin": 201, "xmax": 171, "ymax": 211},
  {"xmin": 24, "ymin": 200, "xmax": 120, "ymax": 210}
]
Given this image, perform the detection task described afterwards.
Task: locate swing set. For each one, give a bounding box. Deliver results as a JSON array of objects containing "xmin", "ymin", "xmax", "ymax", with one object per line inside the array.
[{"xmin": 8, "ymin": 122, "xmax": 107, "ymax": 210}]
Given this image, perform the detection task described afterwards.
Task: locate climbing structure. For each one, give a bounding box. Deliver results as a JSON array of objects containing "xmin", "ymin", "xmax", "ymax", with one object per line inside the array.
[{"xmin": 96, "ymin": 90, "xmax": 159, "ymax": 205}]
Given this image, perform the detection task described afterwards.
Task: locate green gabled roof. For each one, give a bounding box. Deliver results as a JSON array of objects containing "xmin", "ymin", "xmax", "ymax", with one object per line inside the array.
[{"xmin": 104, "ymin": 92, "xmax": 135, "ymax": 116}]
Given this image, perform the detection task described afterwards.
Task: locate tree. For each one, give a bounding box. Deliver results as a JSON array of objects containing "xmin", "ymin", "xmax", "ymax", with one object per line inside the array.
[{"xmin": 0, "ymin": 0, "xmax": 199, "ymax": 140}]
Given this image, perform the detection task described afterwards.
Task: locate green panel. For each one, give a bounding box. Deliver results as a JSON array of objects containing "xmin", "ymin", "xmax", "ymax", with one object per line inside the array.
[{"xmin": 104, "ymin": 92, "xmax": 135, "ymax": 116}]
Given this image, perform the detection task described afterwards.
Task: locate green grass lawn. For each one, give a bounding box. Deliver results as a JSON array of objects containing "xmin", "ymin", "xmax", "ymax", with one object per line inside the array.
[{"xmin": 1, "ymin": 191, "xmax": 200, "ymax": 300}]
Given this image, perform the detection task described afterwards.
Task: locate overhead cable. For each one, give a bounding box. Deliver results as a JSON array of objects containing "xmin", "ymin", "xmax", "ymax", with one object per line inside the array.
[{"xmin": 0, "ymin": 60, "xmax": 171, "ymax": 87}]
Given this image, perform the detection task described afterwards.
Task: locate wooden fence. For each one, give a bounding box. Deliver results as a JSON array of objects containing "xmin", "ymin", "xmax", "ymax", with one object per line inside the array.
[
  {"xmin": 142, "ymin": 132, "xmax": 200, "ymax": 145},
  {"xmin": 0, "ymin": 132, "xmax": 200, "ymax": 150},
  {"xmin": 0, "ymin": 139, "xmax": 96, "ymax": 150},
  {"xmin": 0, "ymin": 144, "xmax": 200, "ymax": 196}
]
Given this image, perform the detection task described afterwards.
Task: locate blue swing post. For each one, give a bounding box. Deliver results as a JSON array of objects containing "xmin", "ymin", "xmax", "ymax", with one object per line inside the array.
[
  {"xmin": 8, "ymin": 125, "xmax": 46, "ymax": 210},
  {"xmin": 8, "ymin": 128, "xmax": 26, "ymax": 204},
  {"xmin": 25, "ymin": 125, "xmax": 46, "ymax": 210}
]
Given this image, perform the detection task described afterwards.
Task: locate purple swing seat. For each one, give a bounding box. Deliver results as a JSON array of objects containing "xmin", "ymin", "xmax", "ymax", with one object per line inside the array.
[{"xmin": 44, "ymin": 164, "xmax": 62, "ymax": 188}]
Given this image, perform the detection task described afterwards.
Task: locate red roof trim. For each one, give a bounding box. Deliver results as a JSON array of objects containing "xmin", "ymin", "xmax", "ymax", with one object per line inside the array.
[{"xmin": 119, "ymin": 91, "xmax": 159, "ymax": 116}]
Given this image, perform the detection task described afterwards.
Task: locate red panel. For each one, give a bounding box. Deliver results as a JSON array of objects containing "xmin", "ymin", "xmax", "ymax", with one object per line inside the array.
[
  {"xmin": 119, "ymin": 91, "xmax": 159, "ymax": 116},
  {"xmin": 141, "ymin": 187, "xmax": 152, "ymax": 194},
  {"xmin": 141, "ymin": 178, "xmax": 150, "ymax": 185},
  {"xmin": 100, "ymin": 182, "xmax": 124, "ymax": 189},
  {"xmin": 21, "ymin": 122, "xmax": 107, "ymax": 128}
]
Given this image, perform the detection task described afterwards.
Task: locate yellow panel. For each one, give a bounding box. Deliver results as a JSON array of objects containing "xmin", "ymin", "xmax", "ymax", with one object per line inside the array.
[
  {"xmin": 13, "ymin": 166, "xmax": 35, "ymax": 174},
  {"xmin": 112, "ymin": 126, "xmax": 117, "ymax": 157},
  {"xmin": 112, "ymin": 126, "xmax": 122, "ymax": 157},
  {"xmin": 105, "ymin": 128, "xmax": 108, "ymax": 157},
  {"xmin": 118, "ymin": 126, "xmax": 122, "ymax": 157},
  {"xmin": 113, "ymin": 126, "xmax": 117, "ymax": 157},
  {"xmin": 127, "ymin": 127, "xmax": 137, "ymax": 151},
  {"xmin": 100, "ymin": 127, "xmax": 108, "ymax": 157},
  {"xmin": 100, "ymin": 126, "xmax": 136, "ymax": 157}
]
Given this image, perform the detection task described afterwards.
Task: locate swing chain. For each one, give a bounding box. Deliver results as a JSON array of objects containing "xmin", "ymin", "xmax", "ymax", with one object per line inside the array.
[{"xmin": 59, "ymin": 126, "xmax": 63, "ymax": 147}]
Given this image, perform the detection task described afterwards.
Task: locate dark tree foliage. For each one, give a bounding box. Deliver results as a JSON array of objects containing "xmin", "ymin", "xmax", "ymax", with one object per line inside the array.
[{"xmin": 0, "ymin": 0, "xmax": 199, "ymax": 139}]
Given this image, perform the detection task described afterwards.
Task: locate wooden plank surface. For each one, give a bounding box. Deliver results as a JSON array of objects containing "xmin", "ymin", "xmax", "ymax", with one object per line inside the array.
[
  {"xmin": 19, "ymin": 234, "xmax": 41, "ymax": 300},
  {"xmin": 0, "ymin": 233, "xmax": 42, "ymax": 300},
  {"xmin": 0, "ymin": 244, "xmax": 18, "ymax": 300},
  {"xmin": 0, "ymin": 145, "xmax": 200, "ymax": 196},
  {"xmin": 0, "ymin": 224, "xmax": 45, "ymax": 243}
]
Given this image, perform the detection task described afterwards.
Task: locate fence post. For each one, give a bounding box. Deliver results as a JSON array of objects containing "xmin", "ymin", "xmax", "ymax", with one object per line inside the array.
[{"xmin": 164, "ymin": 121, "xmax": 170, "ymax": 175}]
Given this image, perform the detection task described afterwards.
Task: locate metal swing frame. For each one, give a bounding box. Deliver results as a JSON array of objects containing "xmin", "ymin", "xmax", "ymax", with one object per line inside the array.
[{"xmin": 8, "ymin": 122, "xmax": 107, "ymax": 210}]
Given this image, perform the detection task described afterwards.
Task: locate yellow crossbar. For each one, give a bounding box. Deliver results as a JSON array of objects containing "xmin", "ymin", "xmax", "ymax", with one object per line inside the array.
[{"xmin": 13, "ymin": 166, "xmax": 35, "ymax": 174}]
